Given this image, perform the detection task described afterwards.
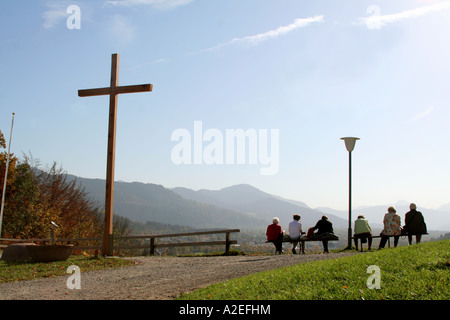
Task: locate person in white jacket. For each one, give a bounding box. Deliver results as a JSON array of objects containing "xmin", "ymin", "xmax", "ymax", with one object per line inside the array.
[{"xmin": 288, "ymin": 214, "xmax": 304, "ymax": 254}]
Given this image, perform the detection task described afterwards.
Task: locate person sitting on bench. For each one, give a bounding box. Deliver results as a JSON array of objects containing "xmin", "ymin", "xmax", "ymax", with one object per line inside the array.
[
  {"xmin": 266, "ymin": 217, "xmax": 284, "ymax": 254},
  {"xmin": 353, "ymin": 215, "xmax": 372, "ymax": 250},
  {"xmin": 311, "ymin": 216, "xmax": 334, "ymax": 253},
  {"xmin": 378, "ymin": 206, "xmax": 401, "ymax": 249},
  {"xmin": 404, "ymin": 203, "xmax": 427, "ymax": 245},
  {"xmin": 288, "ymin": 214, "xmax": 304, "ymax": 254}
]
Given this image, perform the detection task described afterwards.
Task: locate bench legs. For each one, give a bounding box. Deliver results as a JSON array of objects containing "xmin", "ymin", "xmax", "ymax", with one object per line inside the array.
[
  {"xmin": 408, "ymin": 234, "xmax": 422, "ymax": 245},
  {"xmin": 269, "ymin": 240, "xmax": 283, "ymax": 254},
  {"xmin": 291, "ymin": 241, "xmax": 305, "ymax": 254},
  {"xmin": 354, "ymin": 237, "xmax": 372, "ymax": 251},
  {"xmin": 379, "ymin": 235, "xmax": 399, "ymax": 249}
]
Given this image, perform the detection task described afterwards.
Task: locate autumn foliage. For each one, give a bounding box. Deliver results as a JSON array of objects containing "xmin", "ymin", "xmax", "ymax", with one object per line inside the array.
[{"xmin": 1, "ymin": 130, "xmax": 102, "ymax": 240}]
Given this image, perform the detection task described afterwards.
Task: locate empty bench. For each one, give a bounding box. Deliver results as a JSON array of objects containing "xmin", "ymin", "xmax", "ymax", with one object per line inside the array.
[{"xmin": 114, "ymin": 229, "xmax": 240, "ymax": 255}]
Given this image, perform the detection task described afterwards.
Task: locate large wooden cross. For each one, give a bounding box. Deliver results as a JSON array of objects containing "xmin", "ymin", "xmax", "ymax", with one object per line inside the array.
[{"xmin": 78, "ymin": 53, "xmax": 153, "ymax": 256}]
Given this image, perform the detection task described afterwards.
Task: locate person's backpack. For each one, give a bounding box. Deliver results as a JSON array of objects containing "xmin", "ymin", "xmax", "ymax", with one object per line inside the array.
[{"xmin": 307, "ymin": 227, "xmax": 315, "ymax": 239}]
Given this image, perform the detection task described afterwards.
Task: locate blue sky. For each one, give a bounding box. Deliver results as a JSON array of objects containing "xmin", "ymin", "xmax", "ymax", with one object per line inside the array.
[{"xmin": 1, "ymin": 0, "xmax": 450, "ymax": 211}]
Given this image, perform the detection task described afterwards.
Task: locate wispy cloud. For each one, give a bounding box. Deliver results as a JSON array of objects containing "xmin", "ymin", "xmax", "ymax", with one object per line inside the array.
[
  {"xmin": 202, "ymin": 15, "xmax": 324, "ymax": 52},
  {"xmin": 126, "ymin": 58, "xmax": 168, "ymax": 71},
  {"xmin": 42, "ymin": 2, "xmax": 69, "ymax": 29},
  {"xmin": 106, "ymin": 14, "xmax": 137, "ymax": 46},
  {"xmin": 409, "ymin": 106, "xmax": 435, "ymax": 122},
  {"xmin": 358, "ymin": 2, "xmax": 450, "ymax": 29},
  {"xmin": 104, "ymin": 0, "xmax": 194, "ymax": 10}
]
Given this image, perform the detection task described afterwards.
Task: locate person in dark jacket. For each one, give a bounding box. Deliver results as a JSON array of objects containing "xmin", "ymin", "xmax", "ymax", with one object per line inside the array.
[
  {"xmin": 405, "ymin": 203, "xmax": 427, "ymax": 245},
  {"xmin": 312, "ymin": 215, "xmax": 334, "ymax": 253}
]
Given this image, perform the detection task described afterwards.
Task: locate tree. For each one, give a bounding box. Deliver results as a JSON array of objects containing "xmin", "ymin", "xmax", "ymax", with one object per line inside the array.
[
  {"xmin": 1, "ymin": 151, "xmax": 103, "ymax": 240},
  {"xmin": 1, "ymin": 162, "xmax": 43, "ymax": 238},
  {"xmin": 33, "ymin": 162, "xmax": 102, "ymax": 239},
  {"xmin": 0, "ymin": 129, "xmax": 18, "ymax": 207},
  {"xmin": 0, "ymin": 129, "xmax": 19, "ymax": 237},
  {"xmin": 1, "ymin": 128, "xmax": 129, "ymax": 243}
]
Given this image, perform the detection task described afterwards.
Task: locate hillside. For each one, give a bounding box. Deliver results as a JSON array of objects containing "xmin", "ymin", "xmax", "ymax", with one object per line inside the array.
[
  {"xmin": 172, "ymin": 184, "xmax": 347, "ymax": 228},
  {"xmin": 65, "ymin": 174, "xmax": 448, "ymax": 234},
  {"xmin": 68, "ymin": 176, "xmax": 347, "ymax": 231},
  {"xmin": 68, "ymin": 176, "xmax": 267, "ymax": 230},
  {"xmin": 179, "ymin": 240, "xmax": 450, "ymax": 300}
]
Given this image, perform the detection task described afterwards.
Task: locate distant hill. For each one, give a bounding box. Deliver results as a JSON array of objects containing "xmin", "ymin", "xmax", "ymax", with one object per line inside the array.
[
  {"xmin": 317, "ymin": 202, "xmax": 450, "ymax": 232},
  {"xmin": 65, "ymin": 174, "xmax": 449, "ymax": 233},
  {"xmin": 172, "ymin": 184, "xmax": 347, "ymax": 229},
  {"xmin": 67, "ymin": 176, "xmax": 346, "ymax": 231},
  {"xmin": 68, "ymin": 176, "xmax": 267, "ymax": 230}
]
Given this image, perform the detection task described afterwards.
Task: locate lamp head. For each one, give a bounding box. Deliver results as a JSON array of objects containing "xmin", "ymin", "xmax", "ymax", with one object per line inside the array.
[{"xmin": 341, "ymin": 137, "xmax": 360, "ymax": 152}]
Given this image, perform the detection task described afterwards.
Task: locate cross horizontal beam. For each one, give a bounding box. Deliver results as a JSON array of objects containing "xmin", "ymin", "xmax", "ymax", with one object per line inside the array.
[{"xmin": 78, "ymin": 84, "xmax": 153, "ymax": 97}]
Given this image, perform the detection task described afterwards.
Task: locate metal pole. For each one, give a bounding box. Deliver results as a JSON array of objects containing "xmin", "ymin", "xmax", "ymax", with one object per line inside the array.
[
  {"xmin": 347, "ymin": 150, "xmax": 352, "ymax": 250},
  {"xmin": 341, "ymin": 136, "xmax": 359, "ymax": 250},
  {"xmin": 0, "ymin": 113, "xmax": 15, "ymax": 237}
]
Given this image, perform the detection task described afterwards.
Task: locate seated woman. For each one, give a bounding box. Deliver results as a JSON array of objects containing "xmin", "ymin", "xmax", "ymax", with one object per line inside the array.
[
  {"xmin": 266, "ymin": 217, "xmax": 284, "ymax": 254},
  {"xmin": 353, "ymin": 215, "xmax": 372, "ymax": 250},
  {"xmin": 378, "ymin": 206, "xmax": 401, "ymax": 249}
]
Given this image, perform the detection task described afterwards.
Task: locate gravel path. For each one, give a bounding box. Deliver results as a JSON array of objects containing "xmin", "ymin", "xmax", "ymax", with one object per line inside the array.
[{"xmin": 0, "ymin": 252, "xmax": 357, "ymax": 300}]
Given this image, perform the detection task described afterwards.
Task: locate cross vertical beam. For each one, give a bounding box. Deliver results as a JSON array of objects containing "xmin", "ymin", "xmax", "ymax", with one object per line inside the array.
[
  {"xmin": 78, "ymin": 53, "xmax": 153, "ymax": 256},
  {"xmin": 104, "ymin": 54, "xmax": 119, "ymax": 256}
]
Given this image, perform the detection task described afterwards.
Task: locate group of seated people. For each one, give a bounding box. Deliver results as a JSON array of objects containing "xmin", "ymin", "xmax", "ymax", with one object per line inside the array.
[
  {"xmin": 354, "ymin": 203, "xmax": 427, "ymax": 250},
  {"xmin": 266, "ymin": 214, "xmax": 336, "ymax": 254},
  {"xmin": 266, "ymin": 203, "xmax": 427, "ymax": 254}
]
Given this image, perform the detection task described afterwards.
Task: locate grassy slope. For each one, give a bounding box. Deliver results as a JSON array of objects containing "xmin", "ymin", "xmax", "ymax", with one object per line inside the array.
[{"xmin": 179, "ymin": 240, "xmax": 449, "ymax": 300}]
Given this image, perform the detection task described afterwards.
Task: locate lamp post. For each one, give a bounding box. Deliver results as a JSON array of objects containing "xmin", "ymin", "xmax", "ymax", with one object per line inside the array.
[{"xmin": 341, "ymin": 137, "xmax": 359, "ymax": 250}]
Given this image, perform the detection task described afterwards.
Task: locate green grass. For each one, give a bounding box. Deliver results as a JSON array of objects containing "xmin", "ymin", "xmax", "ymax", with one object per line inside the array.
[
  {"xmin": 178, "ymin": 240, "xmax": 450, "ymax": 300},
  {"xmin": 0, "ymin": 255, "xmax": 136, "ymax": 283}
]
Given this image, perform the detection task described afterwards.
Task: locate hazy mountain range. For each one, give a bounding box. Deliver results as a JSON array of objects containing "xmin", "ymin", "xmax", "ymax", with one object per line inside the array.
[
  {"xmin": 318, "ymin": 202, "xmax": 450, "ymax": 232},
  {"xmin": 69, "ymin": 175, "xmax": 450, "ymax": 232},
  {"xmin": 69, "ymin": 175, "xmax": 346, "ymax": 230},
  {"xmin": 171, "ymin": 184, "xmax": 347, "ymax": 229}
]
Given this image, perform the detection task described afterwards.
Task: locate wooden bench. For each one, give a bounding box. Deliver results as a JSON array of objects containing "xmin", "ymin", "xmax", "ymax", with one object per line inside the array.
[
  {"xmin": 266, "ymin": 234, "xmax": 339, "ymax": 254},
  {"xmin": 114, "ymin": 229, "xmax": 240, "ymax": 255},
  {"xmin": 351, "ymin": 233, "xmax": 429, "ymax": 252},
  {"xmin": 1, "ymin": 229, "xmax": 240, "ymax": 256}
]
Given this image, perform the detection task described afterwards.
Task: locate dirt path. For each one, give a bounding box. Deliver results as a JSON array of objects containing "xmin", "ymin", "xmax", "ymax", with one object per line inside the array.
[{"xmin": 0, "ymin": 252, "xmax": 357, "ymax": 300}]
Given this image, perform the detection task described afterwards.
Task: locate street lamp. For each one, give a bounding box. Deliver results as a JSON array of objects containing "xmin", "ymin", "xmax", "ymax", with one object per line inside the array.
[{"xmin": 340, "ymin": 137, "xmax": 360, "ymax": 250}]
